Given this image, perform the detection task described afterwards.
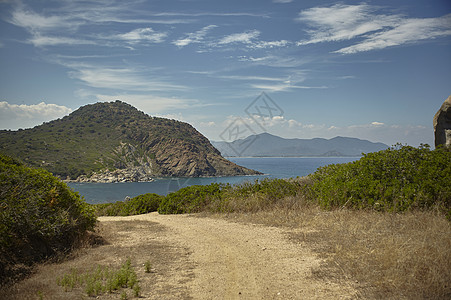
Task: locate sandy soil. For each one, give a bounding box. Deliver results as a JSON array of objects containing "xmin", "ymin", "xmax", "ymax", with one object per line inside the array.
[
  {"xmin": 101, "ymin": 213, "xmax": 356, "ymax": 299},
  {"xmin": 6, "ymin": 212, "xmax": 357, "ymax": 299}
]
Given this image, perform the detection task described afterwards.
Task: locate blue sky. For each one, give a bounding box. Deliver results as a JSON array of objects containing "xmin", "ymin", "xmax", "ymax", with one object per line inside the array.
[{"xmin": 0, "ymin": 0, "xmax": 450, "ymax": 146}]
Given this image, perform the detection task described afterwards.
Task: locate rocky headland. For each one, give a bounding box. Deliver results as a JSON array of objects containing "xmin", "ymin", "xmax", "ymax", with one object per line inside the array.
[{"xmin": 0, "ymin": 101, "xmax": 260, "ymax": 181}]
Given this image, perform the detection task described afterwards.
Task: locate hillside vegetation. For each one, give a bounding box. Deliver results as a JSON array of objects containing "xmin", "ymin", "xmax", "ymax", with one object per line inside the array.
[
  {"xmin": 0, "ymin": 153, "xmax": 96, "ymax": 286},
  {"xmin": 0, "ymin": 101, "xmax": 258, "ymax": 180}
]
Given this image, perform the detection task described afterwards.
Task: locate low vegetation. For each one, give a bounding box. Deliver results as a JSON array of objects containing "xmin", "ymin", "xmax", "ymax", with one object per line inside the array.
[
  {"xmin": 57, "ymin": 258, "xmax": 141, "ymax": 298},
  {"xmin": 0, "ymin": 153, "xmax": 96, "ymax": 286},
  {"xmin": 95, "ymin": 193, "xmax": 163, "ymax": 216}
]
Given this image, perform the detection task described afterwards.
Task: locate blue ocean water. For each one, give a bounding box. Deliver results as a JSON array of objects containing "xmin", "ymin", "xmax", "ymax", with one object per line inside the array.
[{"xmin": 68, "ymin": 157, "xmax": 359, "ymax": 204}]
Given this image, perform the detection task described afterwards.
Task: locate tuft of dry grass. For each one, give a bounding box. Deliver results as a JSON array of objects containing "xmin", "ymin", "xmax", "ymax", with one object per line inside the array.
[{"xmin": 213, "ymin": 194, "xmax": 451, "ymax": 299}]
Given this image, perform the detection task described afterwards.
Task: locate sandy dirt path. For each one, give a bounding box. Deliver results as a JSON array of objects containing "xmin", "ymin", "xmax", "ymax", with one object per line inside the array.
[{"xmin": 99, "ymin": 213, "xmax": 356, "ymax": 299}]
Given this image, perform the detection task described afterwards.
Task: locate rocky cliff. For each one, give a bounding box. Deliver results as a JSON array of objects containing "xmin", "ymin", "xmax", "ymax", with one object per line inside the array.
[
  {"xmin": 0, "ymin": 101, "xmax": 260, "ymax": 181},
  {"xmin": 433, "ymin": 95, "xmax": 451, "ymax": 148}
]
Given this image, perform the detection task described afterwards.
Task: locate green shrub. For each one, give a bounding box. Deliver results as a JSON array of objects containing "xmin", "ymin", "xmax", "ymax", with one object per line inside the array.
[
  {"xmin": 158, "ymin": 183, "xmax": 225, "ymax": 214},
  {"xmin": 0, "ymin": 153, "xmax": 96, "ymax": 285},
  {"xmin": 94, "ymin": 193, "xmax": 163, "ymax": 216},
  {"xmin": 307, "ymin": 144, "xmax": 451, "ymax": 215},
  {"xmin": 212, "ymin": 178, "xmax": 302, "ymax": 213},
  {"xmin": 157, "ymin": 179, "xmax": 302, "ymax": 215}
]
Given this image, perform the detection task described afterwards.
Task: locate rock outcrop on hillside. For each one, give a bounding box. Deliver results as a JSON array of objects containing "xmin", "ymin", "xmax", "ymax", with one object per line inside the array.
[
  {"xmin": 0, "ymin": 101, "xmax": 260, "ymax": 181},
  {"xmin": 434, "ymin": 95, "xmax": 451, "ymax": 148}
]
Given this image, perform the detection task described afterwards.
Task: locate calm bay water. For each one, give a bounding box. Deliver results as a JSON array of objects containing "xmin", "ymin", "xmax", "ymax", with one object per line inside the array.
[{"xmin": 68, "ymin": 157, "xmax": 359, "ymax": 204}]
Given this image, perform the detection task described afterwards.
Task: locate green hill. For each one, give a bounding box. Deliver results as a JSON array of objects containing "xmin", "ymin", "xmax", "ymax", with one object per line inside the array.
[{"xmin": 0, "ymin": 101, "xmax": 259, "ymax": 181}]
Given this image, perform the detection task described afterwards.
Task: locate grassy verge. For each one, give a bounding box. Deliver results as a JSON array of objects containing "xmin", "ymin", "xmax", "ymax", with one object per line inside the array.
[{"xmin": 57, "ymin": 258, "xmax": 141, "ymax": 298}]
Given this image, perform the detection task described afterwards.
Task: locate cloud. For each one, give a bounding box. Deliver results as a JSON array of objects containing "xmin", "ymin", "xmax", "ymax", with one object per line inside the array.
[
  {"xmin": 297, "ymin": 4, "xmax": 399, "ymax": 45},
  {"xmin": 217, "ymin": 75, "xmax": 286, "ymax": 82},
  {"xmin": 296, "ymin": 4, "xmax": 451, "ymax": 53},
  {"xmin": 336, "ymin": 15, "xmax": 451, "ymax": 54},
  {"xmin": 219, "ymin": 30, "xmax": 260, "ymax": 44},
  {"xmin": 251, "ymin": 40, "xmax": 290, "ymax": 49},
  {"xmin": 7, "ymin": 3, "xmax": 187, "ymax": 48},
  {"xmin": 173, "ymin": 25, "xmax": 217, "ymax": 47},
  {"xmin": 200, "ymin": 121, "xmax": 216, "ymax": 127},
  {"xmin": 215, "ymin": 31, "xmax": 289, "ymax": 50},
  {"xmin": 29, "ymin": 35, "xmax": 97, "ymax": 47},
  {"xmin": 67, "ymin": 65, "xmax": 186, "ymax": 92},
  {"xmin": 93, "ymin": 94, "xmax": 204, "ymax": 114},
  {"xmin": 10, "ymin": 7, "xmax": 75, "ymax": 31},
  {"xmin": 0, "ymin": 101, "xmax": 72, "ymax": 130},
  {"xmin": 238, "ymin": 55, "xmax": 307, "ymax": 67},
  {"xmin": 152, "ymin": 12, "xmax": 268, "ymax": 18},
  {"xmin": 113, "ymin": 28, "xmax": 167, "ymax": 44},
  {"xmin": 273, "ymin": 0, "xmax": 293, "ymax": 3},
  {"xmin": 250, "ymin": 83, "xmax": 327, "ymax": 92}
]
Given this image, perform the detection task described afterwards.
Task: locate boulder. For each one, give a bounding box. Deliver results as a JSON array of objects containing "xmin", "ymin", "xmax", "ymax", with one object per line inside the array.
[{"xmin": 433, "ymin": 95, "xmax": 451, "ymax": 148}]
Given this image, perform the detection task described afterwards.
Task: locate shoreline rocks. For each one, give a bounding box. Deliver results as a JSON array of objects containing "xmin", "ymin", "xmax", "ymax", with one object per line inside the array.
[{"xmin": 66, "ymin": 167, "xmax": 154, "ymax": 183}]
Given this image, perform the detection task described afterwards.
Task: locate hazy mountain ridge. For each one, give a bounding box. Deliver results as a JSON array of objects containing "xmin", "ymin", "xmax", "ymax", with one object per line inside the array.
[
  {"xmin": 212, "ymin": 133, "xmax": 389, "ymax": 157},
  {"xmin": 0, "ymin": 101, "xmax": 259, "ymax": 181}
]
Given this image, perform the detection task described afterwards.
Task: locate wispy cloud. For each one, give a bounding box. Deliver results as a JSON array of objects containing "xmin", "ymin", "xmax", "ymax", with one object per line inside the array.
[
  {"xmin": 251, "ymin": 40, "xmax": 290, "ymax": 49},
  {"xmin": 297, "ymin": 4, "xmax": 398, "ymax": 45},
  {"xmin": 273, "ymin": 0, "xmax": 293, "ymax": 3},
  {"xmin": 151, "ymin": 12, "xmax": 269, "ymax": 18},
  {"xmin": 110, "ymin": 28, "xmax": 168, "ymax": 45},
  {"xmin": 211, "ymin": 31, "xmax": 290, "ymax": 50},
  {"xmin": 296, "ymin": 4, "xmax": 451, "ymax": 53},
  {"xmin": 173, "ymin": 25, "xmax": 217, "ymax": 47},
  {"xmin": 238, "ymin": 55, "xmax": 306, "ymax": 67},
  {"xmin": 68, "ymin": 65, "xmax": 186, "ymax": 92},
  {"xmin": 10, "ymin": 7, "xmax": 78, "ymax": 31},
  {"xmin": 250, "ymin": 83, "xmax": 327, "ymax": 92},
  {"xmin": 29, "ymin": 35, "xmax": 97, "ymax": 47},
  {"xmin": 94, "ymin": 94, "xmax": 201, "ymax": 113},
  {"xmin": 216, "ymin": 75, "xmax": 286, "ymax": 82},
  {"xmin": 219, "ymin": 30, "xmax": 261, "ymax": 44},
  {"xmin": 336, "ymin": 15, "xmax": 451, "ymax": 54},
  {"xmin": 7, "ymin": 3, "xmax": 187, "ymax": 48}
]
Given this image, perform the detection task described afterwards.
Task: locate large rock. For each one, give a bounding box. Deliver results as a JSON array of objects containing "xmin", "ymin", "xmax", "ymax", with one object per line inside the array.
[{"xmin": 433, "ymin": 95, "xmax": 451, "ymax": 148}]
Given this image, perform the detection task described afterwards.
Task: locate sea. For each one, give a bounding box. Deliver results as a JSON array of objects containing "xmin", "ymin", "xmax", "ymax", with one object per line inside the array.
[{"xmin": 67, "ymin": 157, "xmax": 359, "ymax": 204}]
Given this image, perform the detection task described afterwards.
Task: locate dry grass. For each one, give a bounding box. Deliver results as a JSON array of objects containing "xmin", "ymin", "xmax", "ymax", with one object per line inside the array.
[{"xmin": 213, "ymin": 195, "xmax": 451, "ymax": 299}]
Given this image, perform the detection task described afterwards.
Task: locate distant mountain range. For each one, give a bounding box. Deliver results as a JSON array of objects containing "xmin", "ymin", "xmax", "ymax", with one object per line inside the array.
[
  {"xmin": 0, "ymin": 101, "xmax": 259, "ymax": 181},
  {"xmin": 211, "ymin": 133, "xmax": 388, "ymax": 157}
]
